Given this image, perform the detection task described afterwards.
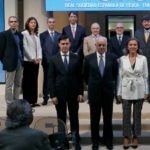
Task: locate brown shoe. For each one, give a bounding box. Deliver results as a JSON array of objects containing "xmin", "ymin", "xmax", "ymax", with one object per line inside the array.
[
  {"xmin": 131, "ymin": 137, "xmax": 138, "ymax": 149},
  {"xmin": 123, "ymin": 137, "xmax": 130, "ymax": 149}
]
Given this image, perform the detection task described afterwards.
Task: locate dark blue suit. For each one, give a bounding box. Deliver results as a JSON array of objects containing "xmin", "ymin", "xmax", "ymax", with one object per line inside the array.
[
  {"xmin": 62, "ymin": 24, "xmax": 86, "ymax": 59},
  {"xmin": 84, "ymin": 52, "xmax": 118, "ymax": 145},
  {"xmin": 49, "ymin": 52, "xmax": 83, "ymax": 141},
  {"xmin": 40, "ymin": 30, "xmax": 61, "ymax": 102},
  {"xmin": 109, "ymin": 35, "xmax": 129, "ymax": 58}
]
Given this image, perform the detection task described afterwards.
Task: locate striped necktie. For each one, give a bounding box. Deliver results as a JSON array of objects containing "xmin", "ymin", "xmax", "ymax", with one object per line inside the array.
[{"xmin": 99, "ymin": 55, "xmax": 104, "ymax": 76}]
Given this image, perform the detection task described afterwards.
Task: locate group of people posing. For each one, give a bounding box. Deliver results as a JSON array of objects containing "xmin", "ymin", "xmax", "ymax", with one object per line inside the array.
[{"xmin": 0, "ymin": 11, "xmax": 150, "ymax": 150}]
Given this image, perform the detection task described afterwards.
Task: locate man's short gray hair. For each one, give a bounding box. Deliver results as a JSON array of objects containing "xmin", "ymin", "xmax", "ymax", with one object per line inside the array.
[{"xmin": 6, "ymin": 99, "xmax": 33, "ymax": 129}]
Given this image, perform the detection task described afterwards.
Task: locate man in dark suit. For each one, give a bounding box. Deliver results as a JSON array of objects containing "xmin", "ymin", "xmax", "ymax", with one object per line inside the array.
[
  {"xmin": 83, "ymin": 37, "xmax": 118, "ymax": 150},
  {"xmin": 62, "ymin": 11, "xmax": 86, "ymax": 60},
  {"xmin": 135, "ymin": 15, "xmax": 150, "ymax": 95},
  {"xmin": 40, "ymin": 17, "xmax": 61, "ymax": 105},
  {"xmin": 0, "ymin": 16, "xmax": 23, "ymax": 105},
  {"xmin": 109, "ymin": 23, "xmax": 130, "ymax": 58},
  {"xmin": 48, "ymin": 35, "xmax": 84, "ymax": 150},
  {"xmin": 0, "ymin": 99, "xmax": 51, "ymax": 150}
]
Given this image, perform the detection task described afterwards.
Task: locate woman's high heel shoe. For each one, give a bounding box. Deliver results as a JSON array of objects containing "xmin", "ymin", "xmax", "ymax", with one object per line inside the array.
[
  {"xmin": 123, "ymin": 137, "xmax": 130, "ymax": 149},
  {"xmin": 131, "ymin": 137, "xmax": 138, "ymax": 149}
]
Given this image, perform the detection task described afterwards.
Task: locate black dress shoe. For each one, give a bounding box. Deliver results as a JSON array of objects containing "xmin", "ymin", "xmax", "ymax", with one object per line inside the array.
[
  {"xmin": 31, "ymin": 103, "xmax": 40, "ymax": 107},
  {"xmin": 106, "ymin": 144, "xmax": 113, "ymax": 150},
  {"xmin": 42, "ymin": 101, "xmax": 47, "ymax": 105},
  {"xmin": 75, "ymin": 142, "xmax": 81, "ymax": 150},
  {"xmin": 92, "ymin": 143, "xmax": 99, "ymax": 150}
]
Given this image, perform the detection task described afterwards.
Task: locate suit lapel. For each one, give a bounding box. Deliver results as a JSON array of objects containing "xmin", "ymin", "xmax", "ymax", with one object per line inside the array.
[
  {"xmin": 103, "ymin": 52, "xmax": 109, "ymax": 76},
  {"xmin": 8, "ymin": 30, "xmax": 17, "ymax": 46},
  {"xmin": 92, "ymin": 53, "xmax": 102, "ymax": 77},
  {"xmin": 57, "ymin": 53, "xmax": 67, "ymax": 72}
]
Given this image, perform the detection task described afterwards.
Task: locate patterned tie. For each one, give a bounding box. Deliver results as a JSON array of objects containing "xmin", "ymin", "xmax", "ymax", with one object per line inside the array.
[
  {"xmin": 145, "ymin": 31, "xmax": 149, "ymax": 43},
  {"xmin": 118, "ymin": 35, "xmax": 122, "ymax": 45},
  {"xmin": 99, "ymin": 55, "xmax": 104, "ymax": 76},
  {"xmin": 63, "ymin": 55, "xmax": 68, "ymax": 70}
]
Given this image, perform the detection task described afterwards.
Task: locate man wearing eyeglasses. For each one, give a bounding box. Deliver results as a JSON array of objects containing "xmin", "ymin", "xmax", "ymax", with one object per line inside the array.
[
  {"xmin": 109, "ymin": 23, "xmax": 130, "ymax": 59},
  {"xmin": 0, "ymin": 16, "xmax": 23, "ymax": 105},
  {"xmin": 83, "ymin": 37, "xmax": 118, "ymax": 150}
]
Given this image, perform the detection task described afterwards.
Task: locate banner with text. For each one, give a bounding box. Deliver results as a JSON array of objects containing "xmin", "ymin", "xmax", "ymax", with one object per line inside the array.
[{"xmin": 46, "ymin": 0, "xmax": 150, "ymax": 11}]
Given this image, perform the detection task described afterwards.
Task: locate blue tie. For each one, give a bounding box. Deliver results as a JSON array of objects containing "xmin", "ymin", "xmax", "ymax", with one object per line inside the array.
[
  {"xmin": 99, "ymin": 55, "xmax": 104, "ymax": 76},
  {"xmin": 63, "ymin": 55, "xmax": 68, "ymax": 70},
  {"xmin": 51, "ymin": 32, "xmax": 54, "ymax": 42}
]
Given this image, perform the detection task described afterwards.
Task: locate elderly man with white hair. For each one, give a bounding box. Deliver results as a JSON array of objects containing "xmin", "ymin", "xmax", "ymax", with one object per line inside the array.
[
  {"xmin": 83, "ymin": 37, "xmax": 118, "ymax": 150},
  {"xmin": 83, "ymin": 22, "xmax": 106, "ymax": 56},
  {"xmin": 109, "ymin": 22, "xmax": 130, "ymax": 58}
]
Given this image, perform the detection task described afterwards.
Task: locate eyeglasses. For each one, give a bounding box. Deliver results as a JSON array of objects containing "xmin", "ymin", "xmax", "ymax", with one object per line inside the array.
[{"xmin": 9, "ymin": 21, "xmax": 17, "ymax": 23}]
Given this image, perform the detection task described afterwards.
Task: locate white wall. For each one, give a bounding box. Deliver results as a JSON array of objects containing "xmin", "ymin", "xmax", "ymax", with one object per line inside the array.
[
  {"xmin": 23, "ymin": 0, "xmax": 48, "ymax": 33},
  {"xmin": 4, "ymin": 0, "xmax": 18, "ymax": 30}
]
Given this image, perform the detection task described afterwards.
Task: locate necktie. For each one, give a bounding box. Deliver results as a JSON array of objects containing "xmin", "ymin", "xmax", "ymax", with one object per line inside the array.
[
  {"xmin": 118, "ymin": 35, "xmax": 122, "ymax": 45},
  {"xmin": 63, "ymin": 55, "xmax": 68, "ymax": 70},
  {"xmin": 72, "ymin": 27, "xmax": 76, "ymax": 38},
  {"xmin": 145, "ymin": 31, "xmax": 149, "ymax": 43},
  {"xmin": 51, "ymin": 32, "xmax": 54, "ymax": 41},
  {"xmin": 99, "ymin": 55, "xmax": 104, "ymax": 76}
]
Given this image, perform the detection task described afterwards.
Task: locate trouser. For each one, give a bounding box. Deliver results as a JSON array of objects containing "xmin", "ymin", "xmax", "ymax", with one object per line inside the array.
[
  {"xmin": 5, "ymin": 66, "xmax": 23, "ymax": 105},
  {"xmin": 22, "ymin": 61, "xmax": 39, "ymax": 104},
  {"xmin": 122, "ymin": 100, "xmax": 143, "ymax": 138},
  {"xmin": 42, "ymin": 62, "xmax": 50, "ymax": 102},
  {"xmin": 89, "ymin": 96, "xmax": 113, "ymax": 144},
  {"xmin": 55, "ymin": 96, "xmax": 80, "ymax": 141}
]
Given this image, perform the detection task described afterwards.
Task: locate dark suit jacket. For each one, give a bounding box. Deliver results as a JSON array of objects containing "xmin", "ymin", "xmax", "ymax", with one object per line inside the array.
[
  {"xmin": 135, "ymin": 28, "xmax": 150, "ymax": 65},
  {"xmin": 109, "ymin": 35, "xmax": 129, "ymax": 58},
  {"xmin": 62, "ymin": 25, "xmax": 86, "ymax": 56},
  {"xmin": 83, "ymin": 52, "xmax": 118, "ymax": 103},
  {"xmin": 40, "ymin": 30, "xmax": 61, "ymax": 64},
  {"xmin": 0, "ymin": 126, "xmax": 51, "ymax": 150},
  {"xmin": 0, "ymin": 29, "xmax": 23, "ymax": 72},
  {"xmin": 49, "ymin": 52, "xmax": 83, "ymax": 99}
]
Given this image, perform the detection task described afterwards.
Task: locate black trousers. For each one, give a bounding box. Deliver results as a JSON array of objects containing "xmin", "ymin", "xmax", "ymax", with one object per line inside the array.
[
  {"xmin": 89, "ymin": 95, "xmax": 113, "ymax": 144},
  {"xmin": 22, "ymin": 61, "xmax": 39, "ymax": 104},
  {"xmin": 42, "ymin": 61, "xmax": 50, "ymax": 102},
  {"xmin": 55, "ymin": 96, "xmax": 80, "ymax": 141}
]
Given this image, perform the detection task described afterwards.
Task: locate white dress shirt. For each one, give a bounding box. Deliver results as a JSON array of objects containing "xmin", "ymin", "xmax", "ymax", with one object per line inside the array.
[
  {"xmin": 60, "ymin": 51, "xmax": 69, "ymax": 63},
  {"xmin": 96, "ymin": 52, "xmax": 106, "ymax": 67}
]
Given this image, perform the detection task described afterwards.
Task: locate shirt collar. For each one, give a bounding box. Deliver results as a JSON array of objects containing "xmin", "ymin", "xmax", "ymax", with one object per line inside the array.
[
  {"xmin": 70, "ymin": 24, "xmax": 77, "ymax": 28},
  {"xmin": 96, "ymin": 52, "xmax": 105, "ymax": 58},
  {"xmin": 144, "ymin": 29, "xmax": 150, "ymax": 33},
  {"xmin": 48, "ymin": 29, "xmax": 54, "ymax": 34},
  {"xmin": 60, "ymin": 51, "xmax": 69, "ymax": 56},
  {"xmin": 117, "ymin": 34, "xmax": 123, "ymax": 38}
]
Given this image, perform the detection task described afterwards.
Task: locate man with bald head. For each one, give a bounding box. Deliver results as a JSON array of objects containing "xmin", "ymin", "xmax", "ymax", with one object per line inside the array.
[
  {"xmin": 83, "ymin": 37, "xmax": 118, "ymax": 150},
  {"xmin": 83, "ymin": 22, "xmax": 105, "ymax": 56},
  {"xmin": 109, "ymin": 22, "xmax": 130, "ymax": 58}
]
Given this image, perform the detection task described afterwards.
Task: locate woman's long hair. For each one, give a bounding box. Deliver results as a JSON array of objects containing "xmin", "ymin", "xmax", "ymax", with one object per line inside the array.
[
  {"xmin": 25, "ymin": 17, "xmax": 39, "ymax": 35},
  {"xmin": 123, "ymin": 37, "xmax": 143, "ymax": 55}
]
